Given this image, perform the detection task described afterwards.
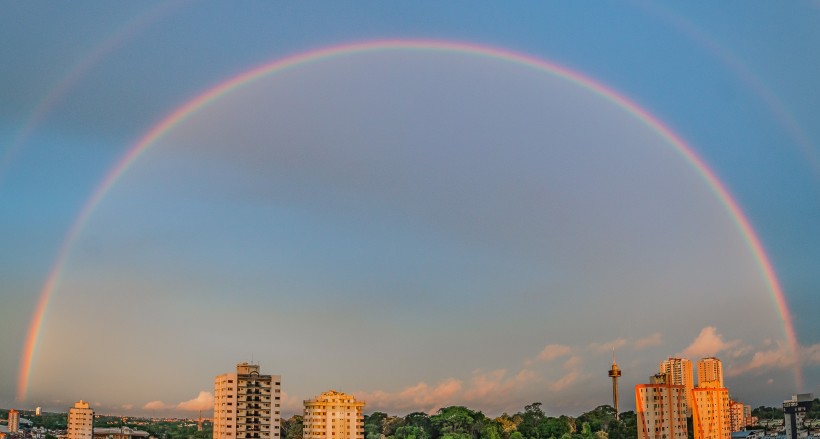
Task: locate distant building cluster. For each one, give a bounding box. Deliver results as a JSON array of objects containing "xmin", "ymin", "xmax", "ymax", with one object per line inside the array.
[
  {"xmin": 631, "ymin": 356, "xmax": 814, "ymax": 439},
  {"xmin": 634, "ymin": 357, "xmax": 740, "ymax": 439},
  {"xmin": 213, "ymin": 362, "xmax": 364, "ymax": 439}
]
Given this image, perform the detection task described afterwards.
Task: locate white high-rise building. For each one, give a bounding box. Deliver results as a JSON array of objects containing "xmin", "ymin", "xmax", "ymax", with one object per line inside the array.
[
  {"xmin": 303, "ymin": 390, "xmax": 364, "ymax": 439},
  {"xmin": 68, "ymin": 401, "xmax": 94, "ymax": 439},
  {"xmin": 635, "ymin": 373, "xmax": 688, "ymax": 439},
  {"xmin": 697, "ymin": 357, "xmax": 724, "ymax": 388},
  {"xmin": 660, "ymin": 357, "xmax": 695, "ymax": 415},
  {"xmin": 214, "ymin": 363, "xmax": 281, "ymax": 439}
]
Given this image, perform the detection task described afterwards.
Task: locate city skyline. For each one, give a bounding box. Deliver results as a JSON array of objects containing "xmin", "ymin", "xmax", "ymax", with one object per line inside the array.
[{"xmin": 1, "ymin": 2, "xmax": 819, "ymax": 418}]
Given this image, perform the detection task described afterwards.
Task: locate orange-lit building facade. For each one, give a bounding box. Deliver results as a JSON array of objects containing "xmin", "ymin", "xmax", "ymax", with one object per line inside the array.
[
  {"xmin": 635, "ymin": 373, "xmax": 688, "ymax": 439},
  {"xmin": 303, "ymin": 391, "xmax": 364, "ymax": 439},
  {"xmin": 729, "ymin": 400, "xmax": 746, "ymax": 432},
  {"xmin": 692, "ymin": 381, "xmax": 730, "ymax": 439},
  {"xmin": 8, "ymin": 409, "xmax": 19, "ymax": 433},
  {"xmin": 697, "ymin": 358, "xmax": 724, "ymax": 388},
  {"xmin": 660, "ymin": 358, "xmax": 694, "ymax": 415},
  {"xmin": 213, "ymin": 363, "xmax": 281, "ymax": 439}
]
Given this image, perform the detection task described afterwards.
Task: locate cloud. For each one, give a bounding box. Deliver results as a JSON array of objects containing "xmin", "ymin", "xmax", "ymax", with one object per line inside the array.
[
  {"xmin": 279, "ymin": 391, "xmax": 303, "ymax": 415},
  {"xmin": 803, "ymin": 343, "xmax": 820, "ymax": 364},
  {"xmin": 563, "ymin": 355, "xmax": 582, "ymax": 370},
  {"xmin": 634, "ymin": 332, "xmax": 663, "ymax": 350},
  {"xmin": 536, "ymin": 344, "xmax": 573, "ymax": 362},
  {"xmin": 589, "ymin": 338, "xmax": 627, "ymax": 353},
  {"xmin": 726, "ymin": 341, "xmax": 820, "ymax": 377},
  {"xmin": 357, "ymin": 378, "xmax": 463, "ymax": 413},
  {"xmin": 121, "ymin": 404, "xmax": 134, "ymax": 411},
  {"xmin": 463, "ymin": 368, "xmax": 538, "ymax": 401},
  {"xmin": 143, "ymin": 400, "xmax": 169, "ymax": 411},
  {"xmin": 549, "ymin": 370, "xmax": 581, "ymax": 392},
  {"xmin": 680, "ymin": 327, "xmax": 742, "ymax": 358},
  {"xmin": 177, "ymin": 391, "xmax": 214, "ymax": 411}
]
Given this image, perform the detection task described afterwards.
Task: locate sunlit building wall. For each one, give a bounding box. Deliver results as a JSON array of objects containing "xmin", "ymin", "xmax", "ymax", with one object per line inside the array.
[
  {"xmin": 697, "ymin": 357, "xmax": 724, "ymax": 388},
  {"xmin": 8, "ymin": 409, "xmax": 19, "ymax": 433},
  {"xmin": 692, "ymin": 381, "xmax": 730, "ymax": 439},
  {"xmin": 68, "ymin": 401, "xmax": 94, "ymax": 439},
  {"xmin": 729, "ymin": 400, "xmax": 746, "ymax": 432},
  {"xmin": 635, "ymin": 373, "xmax": 688, "ymax": 439},
  {"xmin": 303, "ymin": 391, "xmax": 364, "ymax": 439},
  {"xmin": 214, "ymin": 363, "xmax": 281, "ymax": 439},
  {"xmin": 660, "ymin": 357, "xmax": 695, "ymax": 415}
]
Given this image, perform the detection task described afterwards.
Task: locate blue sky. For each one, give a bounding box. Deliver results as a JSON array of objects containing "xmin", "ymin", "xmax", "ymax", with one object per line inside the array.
[{"xmin": 1, "ymin": 2, "xmax": 819, "ymax": 417}]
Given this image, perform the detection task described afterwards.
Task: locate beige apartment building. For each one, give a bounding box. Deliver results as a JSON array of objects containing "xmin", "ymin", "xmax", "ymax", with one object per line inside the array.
[
  {"xmin": 7, "ymin": 409, "xmax": 19, "ymax": 433},
  {"xmin": 213, "ymin": 363, "xmax": 281, "ymax": 439},
  {"xmin": 68, "ymin": 401, "xmax": 94, "ymax": 439},
  {"xmin": 692, "ymin": 381, "xmax": 730, "ymax": 439},
  {"xmin": 729, "ymin": 400, "xmax": 746, "ymax": 432},
  {"xmin": 660, "ymin": 357, "xmax": 694, "ymax": 415},
  {"xmin": 303, "ymin": 391, "xmax": 364, "ymax": 439},
  {"xmin": 697, "ymin": 357, "xmax": 724, "ymax": 388},
  {"xmin": 635, "ymin": 373, "xmax": 688, "ymax": 439}
]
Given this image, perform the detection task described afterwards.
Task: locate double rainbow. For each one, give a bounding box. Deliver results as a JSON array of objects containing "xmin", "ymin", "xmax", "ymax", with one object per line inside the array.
[{"xmin": 16, "ymin": 40, "xmax": 801, "ymax": 401}]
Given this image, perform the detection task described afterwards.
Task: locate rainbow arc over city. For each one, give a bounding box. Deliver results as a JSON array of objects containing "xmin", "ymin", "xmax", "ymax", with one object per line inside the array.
[{"xmin": 16, "ymin": 39, "xmax": 802, "ymax": 401}]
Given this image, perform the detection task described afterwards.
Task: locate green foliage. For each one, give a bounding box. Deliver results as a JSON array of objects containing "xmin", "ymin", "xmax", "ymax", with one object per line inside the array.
[
  {"xmin": 752, "ymin": 406, "xmax": 784, "ymax": 420},
  {"xmin": 365, "ymin": 412, "xmax": 389, "ymax": 439},
  {"xmin": 431, "ymin": 406, "xmax": 482, "ymax": 438},
  {"xmin": 396, "ymin": 425, "xmax": 430, "ymax": 439},
  {"xmin": 282, "ymin": 415, "xmax": 304, "ymax": 439}
]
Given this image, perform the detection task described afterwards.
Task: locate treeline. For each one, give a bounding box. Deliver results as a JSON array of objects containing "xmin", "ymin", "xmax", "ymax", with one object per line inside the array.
[
  {"xmin": 751, "ymin": 398, "xmax": 820, "ymax": 421},
  {"xmin": 282, "ymin": 403, "xmax": 637, "ymax": 439}
]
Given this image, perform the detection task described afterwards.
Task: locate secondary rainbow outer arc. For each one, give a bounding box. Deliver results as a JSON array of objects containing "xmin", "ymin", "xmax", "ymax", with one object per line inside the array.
[{"xmin": 17, "ymin": 39, "xmax": 802, "ymax": 401}]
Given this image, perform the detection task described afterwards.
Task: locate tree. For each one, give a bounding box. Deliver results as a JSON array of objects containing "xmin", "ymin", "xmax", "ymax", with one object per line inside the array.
[
  {"xmin": 396, "ymin": 426, "xmax": 430, "ymax": 439},
  {"xmin": 518, "ymin": 403, "xmax": 547, "ymax": 439},
  {"xmin": 365, "ymin": 412, "xmax": 389, "ymax": 439},
  {"xmin": 282, "ymin": 415, "xmax": 304, "ymax": 439},
  {"xmin": 404, "ymin": 412, "xmax": 434, "ymax": 439}
]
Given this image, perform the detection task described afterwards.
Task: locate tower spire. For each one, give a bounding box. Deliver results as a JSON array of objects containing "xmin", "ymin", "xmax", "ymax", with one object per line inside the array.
[{"xmin": 608, "ymin": 347, "xmax": 622, "ymax": 421}]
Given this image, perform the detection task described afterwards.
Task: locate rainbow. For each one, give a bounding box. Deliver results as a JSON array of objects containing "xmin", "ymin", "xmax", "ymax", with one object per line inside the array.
[
  {"xmin": 16, "ymin": 39, "xmax": 802, "ymax": 401},
  {"xmin": 0, "ymin": 2, "xmax": 188, "ymax": 182}
]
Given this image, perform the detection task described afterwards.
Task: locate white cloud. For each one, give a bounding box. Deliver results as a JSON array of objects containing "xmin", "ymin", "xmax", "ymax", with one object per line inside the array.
[
  {"xmin": 589, "ymin": 338, "xmax": 627, "ymax": 353},
  {"xmin": 549, "ymin": 370, "xmax": 581, "ymax": 392},
  {"xmin": 634, "ymin": 333, "xmax": 663, "ymax": 350},
  {"xmin": 143, "ymin": 400, "xmax": 169, "ymax": 411},
  {"xmin": 536, "ymin": 344, "xmax": 572, "ymax": 362},
  {"xmin": 463, "ymin": 368, "xmax": 538, "ymax": 401},
  {"xmin": 680, "ymin": 326, "xmax": 742, "ymax": 358},
  {"xmin": 357, "ymin": 378, "xmax": 463, "ymax": 413},
  {"xmin": 563, "ymin": 355, "xmax": 582, "ymax": 370},
  {"xmin": 177, "ymin": 391, "xmax": 214, "ymax": 411}
]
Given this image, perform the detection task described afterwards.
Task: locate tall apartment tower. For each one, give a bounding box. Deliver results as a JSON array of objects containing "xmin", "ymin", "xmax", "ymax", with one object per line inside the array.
[
  {"xmin": 697, "ymin": 357, "xmax": 724, "ymax": 388},
  {"xmin": 303, "ymin": 390, "xmax": 364, "ymax": 439},
  {"xmin": 692, "ymin": 381, "xmax": 730, "ymax": 439},
  {"xmin": 68, "ymin": 400, "xmax": 94, "ymax": 439},
  {"xmin": 7, "ymin": 409, "xmax": 19, "ymax": 433},
  {"xmin": 660, "ymin": 358, "xmax": 694, "ymax": 415},
  {"xmin": 635, "ymin": 373, "xmax": 688, "ymax": 439},
  {"xmin": 214, "ymin": 363, "xmax": 281, "ymax": 439}
]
